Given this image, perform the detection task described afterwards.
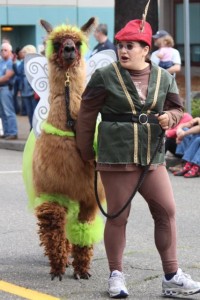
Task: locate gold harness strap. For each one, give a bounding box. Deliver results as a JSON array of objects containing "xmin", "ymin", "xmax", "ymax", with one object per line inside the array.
[{"xmin": 147, "ymin": 67, "xmax": 161, "ymax": 113}]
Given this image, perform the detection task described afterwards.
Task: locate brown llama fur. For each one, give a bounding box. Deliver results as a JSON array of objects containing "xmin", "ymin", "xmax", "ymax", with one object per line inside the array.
[{"xmin": 32, "ymin": 17, "xmax": 105, "ymax": 280}]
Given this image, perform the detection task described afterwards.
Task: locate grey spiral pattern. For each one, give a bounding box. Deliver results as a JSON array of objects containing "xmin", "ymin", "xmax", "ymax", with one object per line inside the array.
[{"xmin": 28, "ymin": 61, "xmax": 48, "ymax": 93}]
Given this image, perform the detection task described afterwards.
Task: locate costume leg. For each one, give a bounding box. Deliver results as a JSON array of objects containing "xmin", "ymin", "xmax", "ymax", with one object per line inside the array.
[
  {"xmin": 72, "ymin": 245, "xmax": 93, "ymax": 279},
  {"xmin": 35, "ymin": 201, "xmax": 70, "ymax": 280},
  {"xmin": 139, "ymin": 165, "xmax": 178, "ymax": 274},
  {"xmin": 72, "ymin": 201, "xmax": 98, "ymax": 279},
  {"xmin": 100, "ymin": 171, "xmax": 142, "ymax": 272}
]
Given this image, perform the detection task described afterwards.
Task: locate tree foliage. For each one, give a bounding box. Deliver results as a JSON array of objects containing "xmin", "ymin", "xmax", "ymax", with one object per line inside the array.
[{"xmin": 114, "ymin": 0, "xmax": 158, "ymax": 37}]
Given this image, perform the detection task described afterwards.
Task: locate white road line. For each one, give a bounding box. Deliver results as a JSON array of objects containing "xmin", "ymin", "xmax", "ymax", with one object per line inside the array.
[{"xmin": 0, "ymin": 170, "xmax": 22, "ymax": 174}]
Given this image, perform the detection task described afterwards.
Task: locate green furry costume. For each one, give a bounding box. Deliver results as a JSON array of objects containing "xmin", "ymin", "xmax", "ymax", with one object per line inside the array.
[{"xmin": 22, "ymin": 123, "xmax": 104, "ymax": 247}]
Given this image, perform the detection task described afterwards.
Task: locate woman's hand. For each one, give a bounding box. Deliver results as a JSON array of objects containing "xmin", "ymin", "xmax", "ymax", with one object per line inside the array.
[
  {"xmin": 176, "ymin": 128, "xmax": 185, "ymax": 144},
  {"xmin": 156, "ymin": 113, "xmax": 169, "ymax": 130}
]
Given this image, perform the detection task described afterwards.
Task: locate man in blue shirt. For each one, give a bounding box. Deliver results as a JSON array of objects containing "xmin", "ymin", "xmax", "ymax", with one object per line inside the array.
[
  {"xmin": 0, "ymin": 42, "xmax": 18, "ymax": 139},
  {"xmin": 90, "ymin": 24, "xmax": 117, "ymax": 57}
]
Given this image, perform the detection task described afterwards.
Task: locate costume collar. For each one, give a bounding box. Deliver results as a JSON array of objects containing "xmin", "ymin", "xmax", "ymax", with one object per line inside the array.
[{"xmin": 42, "ymin": 122, "xmax": 75, "ymax": 137}]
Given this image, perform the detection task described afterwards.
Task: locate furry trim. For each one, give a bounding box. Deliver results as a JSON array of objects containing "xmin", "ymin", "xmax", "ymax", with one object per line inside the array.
[
  {"xmin": 45, "ymin": 24, "xmax": 88, "ymax": 58},
  {"xmin": 35, "ymin": 194, "xmax": 104, "ymax": 247},
  {"xmin": 42, "ymin": 122, "xmax": 75, "ymax": 137},
  {"xmin": 72, "ymin": 245, "xmax": 93, "ymax": 278},
  {"xmin": 66, "ymin": 214, "xmax": 104, "ymax": 247},
  {"xmin": 43, "ymin": 121, "xmax": 98, "ymax": 152},
  {"xmin": 36, "ymin": 202, "xmax": 68, "ymax": 278}
]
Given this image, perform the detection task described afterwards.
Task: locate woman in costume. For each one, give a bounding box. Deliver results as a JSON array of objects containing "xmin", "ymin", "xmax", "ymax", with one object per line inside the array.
[{"xmin": 76, "ymin": 8, "xmax": 200, "ymax": 300}]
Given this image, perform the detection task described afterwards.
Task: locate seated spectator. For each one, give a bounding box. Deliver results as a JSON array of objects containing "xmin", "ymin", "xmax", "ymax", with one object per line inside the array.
[
  {"xmin": 165, "ymin": 112, "xmax": 193, "ymax": 157},
  {"xmin": 173, "ymin": 117, "xmax": 200, "ymax": 178}
]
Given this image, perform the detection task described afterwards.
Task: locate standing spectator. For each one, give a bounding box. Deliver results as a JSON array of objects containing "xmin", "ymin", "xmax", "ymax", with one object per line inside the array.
[
  {"xmin": 90, "ymin": 24, "xmax": 117, "ymax": 57},
  {"xmin": 13, "ymin": 45, "xmax": 38, "ymax": 130},
  {"xmin": 0, "ymin": 42, "xmax": 18, "ymax": 139},
  {"xmin": 12, "ymin": 46, "xmax": 27, "ymax": 115},
  {"xmin": 151, "ymin": 30, "xmax": 181, "ymax": 76}
]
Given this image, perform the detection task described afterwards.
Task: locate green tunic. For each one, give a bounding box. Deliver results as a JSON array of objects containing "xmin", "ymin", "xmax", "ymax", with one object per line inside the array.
[{"xmin": 87, "ymin": 62, "xmax": 180, "ymax": 166}]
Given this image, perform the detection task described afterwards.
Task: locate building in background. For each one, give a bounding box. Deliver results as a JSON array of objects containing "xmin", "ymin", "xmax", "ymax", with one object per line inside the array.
[
  {"xmin": 0, "ymin": 0, "xmax": 115, "ymax": 54},
  {"xmin": 159, "ymin": 0, "xmax": 200, "ymax": 67},
  {"xmin": 0, "ymin": 0, "xmax": 199, "ymax": 68}
]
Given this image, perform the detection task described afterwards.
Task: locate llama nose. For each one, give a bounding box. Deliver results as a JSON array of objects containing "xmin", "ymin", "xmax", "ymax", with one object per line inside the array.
[{"xmin": 64, "ymin": 45, "xmax": 75, "ymax": 53}]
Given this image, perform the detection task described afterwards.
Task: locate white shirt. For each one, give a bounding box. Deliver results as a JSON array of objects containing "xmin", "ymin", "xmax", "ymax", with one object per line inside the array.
[{"xmin": 151, "ymin": 48, "xmax": 181, "ymax": 65}]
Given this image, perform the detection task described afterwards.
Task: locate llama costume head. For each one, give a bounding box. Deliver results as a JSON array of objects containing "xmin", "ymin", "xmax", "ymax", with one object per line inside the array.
[{"xmin": 41, "ymin": 17, "xmax": 96, "ymax": 69}]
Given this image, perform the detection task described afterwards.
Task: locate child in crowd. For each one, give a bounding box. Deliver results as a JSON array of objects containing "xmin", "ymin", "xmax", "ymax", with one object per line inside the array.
[{"xmin": 156, "ymin": 35, "xmax": 175, "ymax": 70}]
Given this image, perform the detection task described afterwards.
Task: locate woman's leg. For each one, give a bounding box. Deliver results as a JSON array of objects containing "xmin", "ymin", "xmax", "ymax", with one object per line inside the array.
[
  {"xmin": 139, "ymin": 166, "xmax": 178, "ymax": 274},
  {"xmin": 23, "ymin": 96, "xmax": 32, "ymax": 129},
  {"xmin": 23, "ymin": 96, "xmax": 35, "ymax": 129},
  {"xmin": 100, "ymin": 170, "xmax": 143, "ymax": 272}
]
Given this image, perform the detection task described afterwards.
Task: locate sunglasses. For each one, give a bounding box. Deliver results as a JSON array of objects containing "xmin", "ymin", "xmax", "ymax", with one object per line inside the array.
[{"xmin": 116, "ymin": 42, "xmax": 135, "ymax": 51}]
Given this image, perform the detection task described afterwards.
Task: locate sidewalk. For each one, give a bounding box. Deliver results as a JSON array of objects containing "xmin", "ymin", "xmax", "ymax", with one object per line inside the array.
[{"xmin": 0, "ymin": 116, "xmax": 30, "ymax": 151}]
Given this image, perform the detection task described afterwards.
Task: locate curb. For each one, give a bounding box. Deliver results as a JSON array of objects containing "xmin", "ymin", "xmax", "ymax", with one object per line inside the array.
[{"xmin": 0, "ymin": 140, "xmax": 26, "ymax": 152}]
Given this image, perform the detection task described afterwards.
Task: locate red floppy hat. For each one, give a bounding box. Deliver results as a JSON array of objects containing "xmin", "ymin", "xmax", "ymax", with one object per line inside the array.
[{"xmin": 115, "ymin": 19, "xmax": 152, "ymax": 48}]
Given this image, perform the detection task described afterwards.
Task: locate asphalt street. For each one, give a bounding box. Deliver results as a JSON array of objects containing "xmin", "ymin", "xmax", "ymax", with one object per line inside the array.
[{"xmin": 0, "ymin": 148, "xmax": 200, "ymax": 300}]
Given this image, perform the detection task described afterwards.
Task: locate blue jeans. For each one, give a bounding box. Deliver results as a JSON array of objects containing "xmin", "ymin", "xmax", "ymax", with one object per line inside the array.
[
  {"xmin": 159, "ymin": 61, "xmax": 173, "ymax": 69},
  {"xmin": 176, "ymin": 133, "xmax": 200, "ymax": 167},
  {"xmin": 0, "ymin": 86, "xmax": 18, "ymax": 136},
  {"xmin": 22, "ymin": 96, "xmax": 38, "ymax": 130}
]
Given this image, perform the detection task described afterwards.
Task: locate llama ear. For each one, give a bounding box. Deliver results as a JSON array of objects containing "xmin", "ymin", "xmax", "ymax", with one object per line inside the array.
[
  {"xmin": 80, "ymin": 17, "xmax": 97, "ymax": 35},
  {"xmin": 40, "ymin": 19, "xmax": 53, "ymax": 33}
]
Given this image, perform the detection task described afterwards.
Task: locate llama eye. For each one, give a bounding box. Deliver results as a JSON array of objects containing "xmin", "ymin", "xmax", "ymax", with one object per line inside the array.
[
  {"xmin": 53, "ymin": 42, "xmax": 61, "ymax": 52},
  {"xmin": 76, "ymin": 41, "xmax": 82, "ymax": 49}
]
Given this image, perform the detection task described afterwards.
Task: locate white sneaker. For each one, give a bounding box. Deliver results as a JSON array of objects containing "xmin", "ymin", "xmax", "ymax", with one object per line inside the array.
[
  {"xmin": 162, "ymin": 268, "xmax": 200, "ymax": 296},
  {"xmin": 108, "ymin": 270, "xmax": 129, "ymax": 298}
]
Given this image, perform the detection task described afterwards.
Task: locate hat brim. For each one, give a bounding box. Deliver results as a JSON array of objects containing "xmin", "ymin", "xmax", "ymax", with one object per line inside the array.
[{"xmin": 152, "ymin": 34, "xmax": 160, "ymax": 39}]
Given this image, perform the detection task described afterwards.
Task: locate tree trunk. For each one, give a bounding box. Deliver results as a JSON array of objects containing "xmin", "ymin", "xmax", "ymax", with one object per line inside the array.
[{"xmin": 114, "ymin": 0, "xmax": 158, "ymax": 38}]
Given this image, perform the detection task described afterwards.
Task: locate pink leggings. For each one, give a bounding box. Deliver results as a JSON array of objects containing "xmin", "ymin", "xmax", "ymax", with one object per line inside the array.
[{"xmin": 100, "ymin": 166, "xmax": 178, "ymax": 274}]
